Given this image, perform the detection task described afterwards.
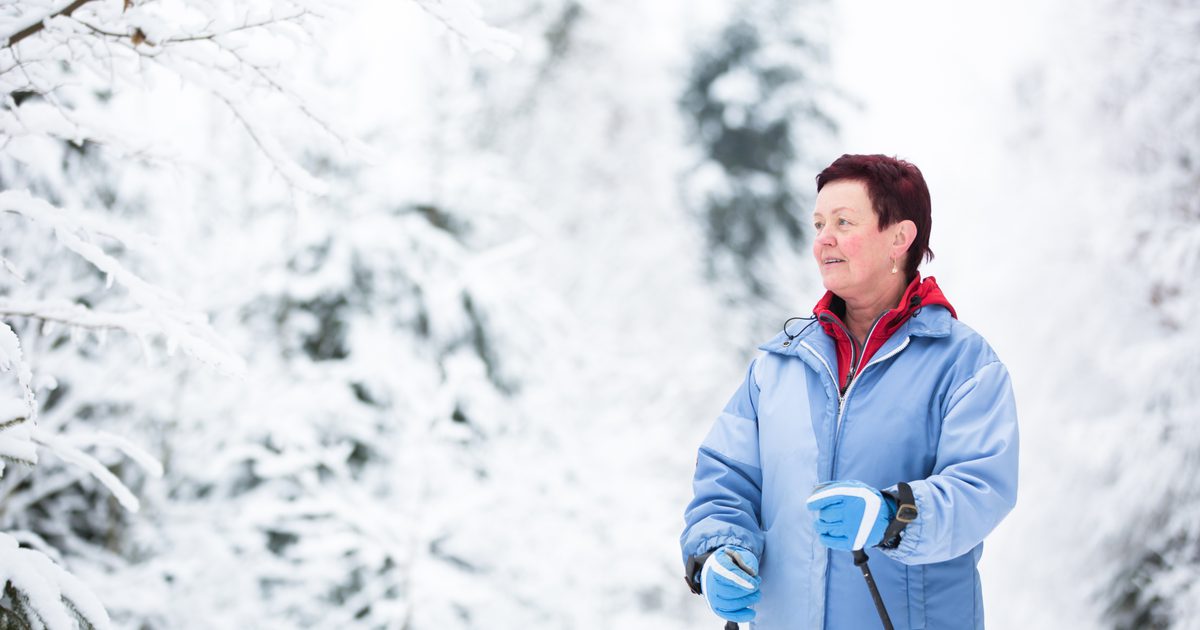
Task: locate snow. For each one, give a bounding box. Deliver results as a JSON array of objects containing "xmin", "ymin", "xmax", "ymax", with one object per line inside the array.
[
  {"xmin": 0, "ymin": 0, "xmax": 1196, "ymax": 628},
  {"xmin": 32, "ymin": 427, "xmax": 154, "ymax": 513},
  {"xmin": 410, "ymin": 0, "xmax": 522, "ymax": 60},
  {"xmin": 0, "ymin": 533, "xmax": 112, "ymax": 630}
]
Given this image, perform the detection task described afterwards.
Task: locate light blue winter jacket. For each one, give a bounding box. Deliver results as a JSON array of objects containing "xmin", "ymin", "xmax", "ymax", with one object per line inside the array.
[{"xmin": 681, "ymin": 303, "xmax": 1019, "ymax": 629}]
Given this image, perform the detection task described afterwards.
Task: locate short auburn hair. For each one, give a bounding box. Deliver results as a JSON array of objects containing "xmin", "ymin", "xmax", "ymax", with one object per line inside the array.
[{"xmin": 815, "ymin": 154, "xmax": 934, "ymax": 279}]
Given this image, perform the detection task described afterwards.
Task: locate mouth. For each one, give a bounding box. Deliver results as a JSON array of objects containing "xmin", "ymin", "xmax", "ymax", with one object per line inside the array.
[{"xmin": 822, "ymin": 258, "xmax": 846, "ymax": 266}]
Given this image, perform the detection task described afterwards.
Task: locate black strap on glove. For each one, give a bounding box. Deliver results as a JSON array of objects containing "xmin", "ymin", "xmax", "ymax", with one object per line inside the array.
[{"xmin": 879, "ymin": 482, "xmax": 917, "ymax": 550}]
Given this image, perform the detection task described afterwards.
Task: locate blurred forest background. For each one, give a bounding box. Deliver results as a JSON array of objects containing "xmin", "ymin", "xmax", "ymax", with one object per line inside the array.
[{"xmin": 0, "ymin": 0, "xmax": 1197, "ymax": 628}]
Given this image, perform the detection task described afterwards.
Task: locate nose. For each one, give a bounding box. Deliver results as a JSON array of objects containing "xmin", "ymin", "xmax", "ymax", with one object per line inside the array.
[{"xmin": 814, "ymin": 225, "xmax": 835, "ymax": 247}]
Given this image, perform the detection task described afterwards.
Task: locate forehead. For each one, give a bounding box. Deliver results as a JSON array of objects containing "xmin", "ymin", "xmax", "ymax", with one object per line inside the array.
[{"xmin": 813, "ymin": 179, "xmax": 873, "ymax": 216}]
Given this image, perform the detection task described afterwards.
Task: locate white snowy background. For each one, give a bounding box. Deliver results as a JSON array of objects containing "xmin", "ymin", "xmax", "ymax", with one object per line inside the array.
[{"xmin": 0, "ymin": 0, "xmax": 1196, "ymax": 628}]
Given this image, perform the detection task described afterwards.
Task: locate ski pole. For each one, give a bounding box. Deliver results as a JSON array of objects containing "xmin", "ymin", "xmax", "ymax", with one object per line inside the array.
[
  {"xmin": 852, "ymin": 549, "xmax": 894, "ymax": 630},
  {"xmin": 722, "ymin": 548, "xmax": 758, "ymax": 630}
]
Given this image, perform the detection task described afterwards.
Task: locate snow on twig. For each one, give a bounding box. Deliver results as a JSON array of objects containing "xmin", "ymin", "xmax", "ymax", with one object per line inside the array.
[
  {"xmin": 0, "ymin": 299, "xmax": 159, "ymax": 332},
  {"xmin": 0, "ymin": 189, "xmax": 247, "ymax": 376},
  {"xmin": 1, "ymin": 255, "xmax": 25, "ymax": 283},
  {"xmin": 166, "ymin": 56, "xmax": 329, "ymax": 196},
  {"xmin": 0, "ymin": 412, "xmax": 38, "ymax": 470},
  {"xmin": 3, "ymin": 1, "xmax": 342, "ymax": 195},
  {"xmin": 0, "ymin": 532, "xmax": 112, "ymax": 630},
  {"xmin": 0, "ymin": 320, "xmax": 34, "ymax": 397},
  {"xmin": 32, "ymin": 428, "xmax": 142, "ymax": 513},
  {"xmin": 5, "ymin": 530, "xmax": 63, "ymax": 564},
  {"xmin": 409, "ymin": 0, "xmax": 521, "ymax": 60},
  {"xmin": 60, "ymin": 430, "xmax": 163, "ymax": 479},
  {"xmin": 2, "ymin": 0, "xmax": 99, "ymax": 49}
]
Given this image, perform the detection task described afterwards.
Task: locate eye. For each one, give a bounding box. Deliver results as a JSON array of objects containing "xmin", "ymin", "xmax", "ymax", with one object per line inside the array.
[
  {"xmin": 838, "ymin": 218, "xmax": 851, "ymax": 226},
  {"xmin": 814, "ymin": 222, "xmax": 824, "ymax": 231}
]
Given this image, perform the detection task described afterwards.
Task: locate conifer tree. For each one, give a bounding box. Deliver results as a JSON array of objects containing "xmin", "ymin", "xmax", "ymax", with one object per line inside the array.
[
  {"xmin": 680, "ymin": 0, "xmax": 838, "ymax": 302},
  {"xmin": 1, "ymin": 1, "xmax": 521, "ymax": 627}
]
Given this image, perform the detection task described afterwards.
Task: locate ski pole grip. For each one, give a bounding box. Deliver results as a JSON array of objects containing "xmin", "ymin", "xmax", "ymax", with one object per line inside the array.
[
  {"xmin": 720, "ymin": 549, "xmax": 757, "ymax": 630},
  {"xmin": 725, "ymin": 549, "xmax": 758, "ymax": 577}
]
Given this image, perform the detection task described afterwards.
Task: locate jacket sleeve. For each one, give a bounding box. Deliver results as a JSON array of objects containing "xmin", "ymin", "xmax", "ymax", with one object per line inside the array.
[
  {"xmin": 880, "ymin": 360, "xmax": 1019, "ymax": 565},
  {"xmin": 680, "ymin": 358, "xmax": 766, "ymax": 576}
]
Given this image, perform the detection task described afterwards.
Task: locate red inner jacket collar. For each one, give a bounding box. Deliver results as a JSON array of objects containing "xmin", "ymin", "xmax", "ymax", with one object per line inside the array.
[{"xmin": 813, "ymin": 275, "xmax": 957, "ymax": 393}]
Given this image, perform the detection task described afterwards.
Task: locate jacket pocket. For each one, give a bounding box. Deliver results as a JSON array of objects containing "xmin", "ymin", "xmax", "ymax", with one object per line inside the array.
[{"xmin": 906, "ymin": 563, "xmax": 926, "ymax": 630}]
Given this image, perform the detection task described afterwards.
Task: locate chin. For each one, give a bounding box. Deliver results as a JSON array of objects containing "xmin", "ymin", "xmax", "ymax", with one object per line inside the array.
[
  {"xmin": 821, "ymin": 283, "xmax": 848, "ymax": 299},
  {"xmin": 818, "ymin": 273, "xmax": 845, "ymax": 294}
]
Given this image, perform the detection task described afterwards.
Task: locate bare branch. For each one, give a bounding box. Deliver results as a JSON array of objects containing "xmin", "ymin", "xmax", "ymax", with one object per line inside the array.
[
  {"xmin": 217, "ymin": 36, "xmax": 363, "ymax": 151},
  {"xmin": 72, "ymin": 21, "xmax": 128, "ymax": 41},
  {"xmin": 160, "ymin": 12, "xmax": 311, "ymax": 44},
  {"xmin": 211, "ymin": 88, "xmax": 328, "ymax": 194},
  {"xmin": 409, "ymin": 0, "xmax": 520, "ymax": 60},
  {"xmin": 71, "ymin": 12, "xmax": 310, "ymax": 47}
]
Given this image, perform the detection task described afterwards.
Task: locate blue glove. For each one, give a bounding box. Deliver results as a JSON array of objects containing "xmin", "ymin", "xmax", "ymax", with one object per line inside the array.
[
  {"xmin": 806, "ymin": 480, "xmax": 896, "ymax": 551},
  {"xmin": 701, "ymin": 545, "xmax": 761, "ymax": 622}
]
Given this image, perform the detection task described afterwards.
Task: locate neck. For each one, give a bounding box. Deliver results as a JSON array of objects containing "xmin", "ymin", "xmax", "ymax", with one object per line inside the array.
[{"xmin": 842, "ymin": 275, "xmax": 909, "ymax": 344}]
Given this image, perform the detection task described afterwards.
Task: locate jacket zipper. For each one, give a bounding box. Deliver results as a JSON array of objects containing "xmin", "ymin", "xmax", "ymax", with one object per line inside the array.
[
  {"xmin": 798, "ymin": 330, "xmax": 913, "ymax": 472},
  {"xmin": 819, "ymin": 312, "xmax": 888, "ymax": 396},
  {"xmin": 799, "ymin": 333, "xmax": 911, "ymax": 630},
  {"xmin": 832, "ymin": 336, "xmax": 911, "ymax": 453}
]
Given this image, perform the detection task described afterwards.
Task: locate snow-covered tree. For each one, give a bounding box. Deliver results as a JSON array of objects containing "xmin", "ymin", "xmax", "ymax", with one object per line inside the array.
[
  {"xmin": 680, "ymin": 0, "xmax": 838, "ymax": 305},
  {"xmin": 409, "ymin": 1, "xmax": 838, "ymax": 627},
  {"xmin": 107, "ymin": 21, "xmax": 540, "ymax": 622},
  {"xmin": 1073, "ymin": 4, "xmax": 1200, "ymax": 627},
  {"xmin": 0, "ymin": 0, "xmax": 307, "ymax": 625},
  {"xmin": 2, "ymin": 0, "xmax": 525, "ymax": 627},
  {"xmin": 2, "ymin": 0, "xmax": 845, "ymax": 627},
  {"xmin": 1001, "ymin": 1, "xmax": 1200, "ymax": 627}
]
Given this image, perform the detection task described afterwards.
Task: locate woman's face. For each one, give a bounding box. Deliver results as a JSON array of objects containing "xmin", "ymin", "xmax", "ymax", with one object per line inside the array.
[{"xmin": 811, "ymin": 179, "xmax": 905, "ymax": 302}]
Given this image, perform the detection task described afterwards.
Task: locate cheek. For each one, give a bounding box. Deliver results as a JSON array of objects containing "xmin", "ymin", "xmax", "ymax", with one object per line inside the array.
[{"xmin": 839, "ymin": 235, "xmax": 864, "ymax": 259}]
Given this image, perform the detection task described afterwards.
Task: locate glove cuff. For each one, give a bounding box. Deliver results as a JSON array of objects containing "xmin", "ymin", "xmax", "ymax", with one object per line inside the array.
[{"xmin": 684, "ymin": 550, "xmax": 715, "ymax": 595}]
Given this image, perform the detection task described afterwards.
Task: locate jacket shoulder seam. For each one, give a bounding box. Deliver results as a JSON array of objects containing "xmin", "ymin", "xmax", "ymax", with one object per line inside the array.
[{"xmin": 947, "ymin": 359, "xmax": 1004, "ymax": 404}]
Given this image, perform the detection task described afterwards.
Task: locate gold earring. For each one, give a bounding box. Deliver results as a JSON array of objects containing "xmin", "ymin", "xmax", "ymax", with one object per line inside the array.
[{"xmin": 891, "ymin": 259, "xmax": 898, "ymax": 274}]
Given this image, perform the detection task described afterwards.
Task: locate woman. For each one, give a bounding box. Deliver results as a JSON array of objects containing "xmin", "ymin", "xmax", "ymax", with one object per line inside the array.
[{"xmin": 681, "ymin": 154, "xmax": 1018, "ymax": 629}]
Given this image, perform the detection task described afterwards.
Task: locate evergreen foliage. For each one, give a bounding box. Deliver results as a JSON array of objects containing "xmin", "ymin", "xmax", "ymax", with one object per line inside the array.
[
  {"xmin": 30, "ymin": 1, "xmax": 1170, "ymax": 629},
  {"xmin": 680, "ymin": 0, "xmax": 837, "ymax": 300},
  {"xmin": 1084, "ymin": 3, "xmax": 1200, "ymax": 627}
]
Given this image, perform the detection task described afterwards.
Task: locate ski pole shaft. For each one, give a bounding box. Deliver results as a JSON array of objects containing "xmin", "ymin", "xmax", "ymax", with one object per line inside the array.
[{"xmin": 853, "ymin": 549, "xmax": 894, "ymax": 630}]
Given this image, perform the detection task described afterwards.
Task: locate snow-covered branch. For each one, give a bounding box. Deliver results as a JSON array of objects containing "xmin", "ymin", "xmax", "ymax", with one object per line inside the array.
[
  {"xmin": 409, "ymin": 0, "xmax": 521, "ymax": 60},
  {"xmin": 0, "ymin": 411, "xmax": 37, "ymax": 473},
  {"xmin": 0, "ymin": 532, "xmax": 111, "ymax": 630},
  {"xmin": 1, "ymin": 190, "xmax": 246, "ymax": 376},
  {"xmin": 0, "ymin": 300, "xmax": 158, "ymax": 333},
  {"xmin": 1, "ymin": 0, "xmax": 340, "ymax": 196},
  {"xmin": 0, "ymin": 320, "xmax": 36, "ymax": 432},
  {"xmin": 2, "ymin": 0, "xmax": 99, "ymax": 49},
  {"xmin": 32, "ymin": 427, "xmax": 162, "ymax": 513}
]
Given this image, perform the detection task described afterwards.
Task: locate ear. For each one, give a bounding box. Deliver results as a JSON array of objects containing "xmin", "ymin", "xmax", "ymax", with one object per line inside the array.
[{"xmin": 891, "ymin": 220, "xmax": 917, "ymax": 257}]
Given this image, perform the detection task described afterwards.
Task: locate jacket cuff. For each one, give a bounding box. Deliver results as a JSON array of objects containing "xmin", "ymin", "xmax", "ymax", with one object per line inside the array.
[
  {"xmin": 878, "ymin": 482, "xmax": 925, "ymax": 563},
  {"xmin": 688, "ymin": 534, "xmax": 756, "ymax": 560},
  {"xmin": 684, "ymin": 535, "xmax": 754, "ymax": 594}
]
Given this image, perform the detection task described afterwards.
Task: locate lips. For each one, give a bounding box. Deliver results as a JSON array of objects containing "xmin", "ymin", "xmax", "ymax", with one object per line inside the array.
[{"xmin": 822, "ymin": 258, "xmax": 845, "ymax": 265}]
